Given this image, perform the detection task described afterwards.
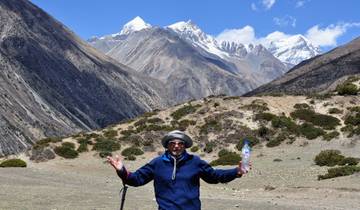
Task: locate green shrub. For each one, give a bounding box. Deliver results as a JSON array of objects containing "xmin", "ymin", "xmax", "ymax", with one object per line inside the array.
[
  {"xmin": 120, "ymin": 129, "xmax": 136, "ymax": 137},
  {"xmin": 0, "ymin": 159, "xmax": 27, "ymax": 167},
  {"xmin": 121, "ymin": 147, "xmax": 144, "ymax": 156},
  {"xmin": 190, "ymin": 146, "xmax": 199, "ymax": 152},
  {"xmin": 200, "ymin": 120, "xmax": 222, "ymax": 134},
  {"xmin": 171, "ymin": 104, "xmax": 201, "ymax": 120},
  {"xmin": 290, "ymin": 109, "xmax": 340, "ymax": 130},
  {"xmin": 339, "ymin": 157, "xmax": 359, "ymax": 166},
  {"xmin": 61, "ymin": 142, "xmax": 75, "ymax": 149},
  {"xmin": 210, "ymin": 152, "xmax": 241, "ymax": 166},
  {"xmin": 54, "ymin": 146, "xmax": 79, "ymax": 159},
  {"xmin": 213, "ymin": 102, "xmax": 220, "ymax": 107},
  {"xmin": 336, "ymin": 83, "xmax": 358, "ymax": 95},
  {"xmin": 299, "ymin": 123, "xmax": 325, "ymax": 140},
  {"xmin": 103, "ymin": 129, "xmax": 118, "ymax": 139},
  {"xmin": 77, "ymin": 143, "xmax": 88, "ymax": 153},
  {"xmin": 147, "ymin": 117, "xmax": 165, "ymax": 124},
  {"xmin": 93, "ymin": 139, "xmax": 120, "ymax": 152},
  {"xmin": 314, "ymin": 150, "xmax": 345, "ymax": 166},
  {"xmin": 33, "ymin": 137, "xmax": 62, "ymax": 149},
  {"xmin": 271, "ymin": 116, "xmax": 299, "ymax": 134},
  {"xmin": 218, "ymin": 149, "xmax": 231, "ymax": 157},
  {"xmin": 294, "ymin": 103, "xmax": 311, "ymax": 109},
  {"xmin": 254, "ymin": 112, "xmax": 276, "ymax": 121},
  {"xmin": 236, "ymin": 137, "xmax": 259, "ymax": 151},
  {"xmin": 328, "ymin": 108, "xmax": 343, "ymax": 114},
  {"xmin": 344, "ymin": 113, "xmax": 360, "ymax": 126},
  {"xmin": 204, "ymin": 142, "xmax": 216, "ymax": 153},
  {"xmin": 77, "ymin": 138, "xmax": 92, "ymax": 145},
  {"xmin": 241, "ymin": 104, "xmax": 269, "ymax": 112},
  {"xmin": 142, "ymin": 111, "xmax": 158, "ymax": 118},
  {"xmin": 318, "ymin": 165, "xmax": 360, "ymax": 180},
  {"xmin": 257, "ymin": 126, "xmax": 270, "ymax": 137},
  {"xmin": 323, "ymin": 131, "xmax": 340, "ymax": 141}
]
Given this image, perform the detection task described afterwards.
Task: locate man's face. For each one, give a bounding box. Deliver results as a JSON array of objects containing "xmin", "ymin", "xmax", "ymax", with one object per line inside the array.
[{"xmin": 167, "ymin": 139, "xmax": 185, "ymax": 157}]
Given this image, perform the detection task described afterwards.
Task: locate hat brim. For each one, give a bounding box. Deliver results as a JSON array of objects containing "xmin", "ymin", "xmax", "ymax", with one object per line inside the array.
[{"xmin": 162, "ymin": 132, "xmax": 193, "ymax": 148}]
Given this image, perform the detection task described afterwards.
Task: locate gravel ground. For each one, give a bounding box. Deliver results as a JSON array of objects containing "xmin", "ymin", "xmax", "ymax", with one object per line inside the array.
[{"xmin": 1, "ymin": 139, "xmax": 360, "ymax": 210}]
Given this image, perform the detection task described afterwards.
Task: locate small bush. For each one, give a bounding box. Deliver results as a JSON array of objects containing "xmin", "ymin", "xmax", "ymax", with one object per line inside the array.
[
  {"xmin": 294, "ymin": 103, "xmax": 311, "ymax": 109},
  {"xmin": 339, "ymin": 157, "xmax": 359, "ymax": 166},
  {"xmin": 290, "ymin": 109, "xmax": 340, "ymax": 130},
  {"xmin": 93, "ymin": 139, "xmax": 120, "ymax": 152},
  {"xmin": 204, "ymin": 142, "xmax": 216, "ymax": 153},
  {"xmin": 147, "ymin": 117, "xmax": 165, "ymax": 124},
  {"xmin": 241, "ymin": 104, "xmax": 269, "ymax": 112},
  {"xmin": 236, "ymin": 137, "xmax": 259, "ymax": 150},
  {"xmin": 336, "ymin": 83, "xmax": 358, "ymax": 95},
  {"xmin": 213, "ymin": 102, "xmax": 220, "ymax": 107},
  {"xmin": 323, "ymin": 131, "xmax": 340, "ymax": 141},
  {"xmin": 54, "ymin": 146, "xmax": 79, "ymax": 159},
  {"xmin": 254, "ymin": 112, "xmax": 276, "ymax": 122},
  {"xmin": 318, "ymin": 165, "xmax": 360, "ymax": 180},
  {"xmin": 257, "ymin": 126, "xmax": 270, "ymax": 137},
  {"xmin": 210, "ymin": 152, "xmax": 241, "ymax": 166},
  {"xmin": 328, "ymin": 108, "xmax": 343, "ymax": 114},
  {"xmin": 314, "ymin": 150, "xmax": 345, "ymax": 166},
  {"xmin": 271, "ymin": 116, "xmax": 299, "ymax": 134},
  {"xmin": 121, "ymin": 147, "xmax": 144, "ymax": 156},
  {"xmin": 190, "ymin": 146, "xmax": 199, "ymax": 153},
  {"xmin": 0, "ymin": 159, "xmax": 27, "ymax": 167},
  {"xmin": 200, "ymin": 120, "xmax": 222, "ymax": 134},
  {"xmin": 299, "ymin": 123, "xmax": 325, "ymax": 140},
  {"xmin": 103, "ymin": 129, "xmax": 118, "ymax": 139},
  {"xmin": 344, "ymin": 113, "xmax": 360, "ymax": 126},
  {"xmin": 77, "ymin": 143, "xmax": 88, "ymax": 153},
  {"xmin": 171, "ymin": 104, "xmax": 201, "ymax": 120},
  {"xmin": 266, "ymin": 133, "xmax": 287, "ymax": 147},
  {"xmin": 61, "ymin": 142, "xmax": 75, "ymax": 149},
  {"xmin": 33, "ymin": 137, "xmax": 62, "ymax": 149},
  {"xmin": 218, "ymin": 149, "xmax": 231, "ymax": 157}
]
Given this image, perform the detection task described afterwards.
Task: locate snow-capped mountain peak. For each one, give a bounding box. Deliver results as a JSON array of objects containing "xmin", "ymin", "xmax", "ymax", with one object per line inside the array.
[
  {"xmin": 120, "ymin": 16, "xmax": 151, "ymax": 35},
  {"xmin": 167, "ymin": 20, "xmax": 228, "ymax": 58},
  {"xmin": 267, "ymin": 34, "xmax": 321, "ymax": 65}
]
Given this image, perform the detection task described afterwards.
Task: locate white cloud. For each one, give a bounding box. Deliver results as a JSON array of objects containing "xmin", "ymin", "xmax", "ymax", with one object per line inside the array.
[
  {"xmin": 251, "ymin": 3, "xmax": 258, "ymax": 11},
  {"xmin": 273, "ymin": 15, "xmax": 296, "ymax": 27},
  {"xmin": 216, "ymin": 26, "xmax": 257, "ymax": 45},
  {"xmin": 262, "ymin": 0, "xmax": 276, "ymax": 10},
  {"xmin": 305, "ymin": 22, "xmax": 360, "ymax": 47},
  {"xmin": 295, "ymin": 0, "xmax": 306, "ymax": 8},
  {"xmin": 216, "ymin": 22, "xmax": 360, "ymax": 49}
]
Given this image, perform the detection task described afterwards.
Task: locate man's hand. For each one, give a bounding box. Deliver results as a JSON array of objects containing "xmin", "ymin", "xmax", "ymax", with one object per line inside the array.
[
  {"xmin": 107, "ymin": 155, "xmax": 123, "ymax": 171},
  {"xmin": 237, "ymin": 161, "xmax": 252, "ymax": 176}
]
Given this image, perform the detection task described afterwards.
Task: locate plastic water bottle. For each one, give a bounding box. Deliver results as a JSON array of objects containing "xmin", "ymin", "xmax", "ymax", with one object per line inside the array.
[{"xmin": 241, "ymin": 140, "xmax": 251, "ymax": 171}]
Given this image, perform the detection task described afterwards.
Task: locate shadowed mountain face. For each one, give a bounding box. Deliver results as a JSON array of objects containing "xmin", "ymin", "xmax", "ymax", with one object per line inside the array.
[
  {"xmin": 245, "ymin": 37, "xmax": 360, "ymax": 96},
  {"xmin": 0, "ymin": 0, "xmax": 170, "ymax": 156}
]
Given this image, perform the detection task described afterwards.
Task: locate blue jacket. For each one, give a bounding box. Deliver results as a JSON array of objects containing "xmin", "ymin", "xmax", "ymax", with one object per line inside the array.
[{"xmin": 117, "ymin": 151, "xmax": 240, "ymax": 210}]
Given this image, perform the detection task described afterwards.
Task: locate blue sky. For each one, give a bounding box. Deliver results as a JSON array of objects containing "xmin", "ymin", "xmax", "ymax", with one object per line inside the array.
[{"xmin": 30, "ymin": 0, "xmax": 359, "ymax": 51}]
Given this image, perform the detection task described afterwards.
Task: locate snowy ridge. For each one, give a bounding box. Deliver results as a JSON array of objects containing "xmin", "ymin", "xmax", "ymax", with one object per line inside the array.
[
  {"xmin": 267, "ymin": 35, "xmax": 321, "ymax": 65},
  {"xmin": 167, "ymin": 20, "xmax": 228, "ymax": 58}
]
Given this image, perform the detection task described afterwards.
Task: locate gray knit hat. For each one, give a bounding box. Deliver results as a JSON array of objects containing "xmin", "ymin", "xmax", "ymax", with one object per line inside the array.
[{"xmin": 161, "ymin": 130, "xmax": 193, "ymax": 148}]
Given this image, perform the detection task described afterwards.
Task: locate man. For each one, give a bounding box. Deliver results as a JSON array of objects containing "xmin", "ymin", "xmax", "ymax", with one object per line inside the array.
[{"xmin": 107, "ymin": 130, "xmax": 250, "ymax": 210}]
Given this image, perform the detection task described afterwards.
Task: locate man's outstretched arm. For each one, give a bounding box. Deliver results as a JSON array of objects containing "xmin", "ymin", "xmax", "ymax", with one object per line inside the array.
[
  {"xmin": 200, "ymin": 160, "xmax": 250, "ymax": 184},
  {"xmin": 107, "ymin": 155, "xmax": 154, "ymax": 187}
]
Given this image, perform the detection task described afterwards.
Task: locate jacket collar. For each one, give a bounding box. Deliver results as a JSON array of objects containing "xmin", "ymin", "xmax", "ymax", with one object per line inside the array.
[{"xmin": 161, "ymin": 150, "xmax": 190, "ymax": 162}]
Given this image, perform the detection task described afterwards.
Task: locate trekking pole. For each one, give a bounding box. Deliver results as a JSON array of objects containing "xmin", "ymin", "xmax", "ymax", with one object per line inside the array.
[{"xmin": 119, "ymin": 181, "xmax": 128, "ymax": 210}]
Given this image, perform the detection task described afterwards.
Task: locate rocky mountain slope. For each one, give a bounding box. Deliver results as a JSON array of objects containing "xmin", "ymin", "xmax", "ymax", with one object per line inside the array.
[
  {"xmin": 89, "ymin": 18, "xmax": 288, "ymax": 102},
  {"xmin": 0, "ymin": 0, "xmax": 170, "ymax": 156},
  {"xmin": 245, "ymin": 37, "xmax": 360, "ymax": 96}
]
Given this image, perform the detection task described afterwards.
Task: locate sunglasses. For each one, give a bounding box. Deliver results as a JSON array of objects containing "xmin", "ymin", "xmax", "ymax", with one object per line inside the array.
[{"xmin": 168, "ymin": 141, "xmax": 185, "ymax": 146}]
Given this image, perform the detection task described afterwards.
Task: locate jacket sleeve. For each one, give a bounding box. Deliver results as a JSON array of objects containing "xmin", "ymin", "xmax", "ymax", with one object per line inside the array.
[
  {"xmin": 116, "ymin": 161, "xmax": 155, "ymax": 187},
  {"xmin": 199, "ymin": 159, "xmax": 239, "ymax": 184}
]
